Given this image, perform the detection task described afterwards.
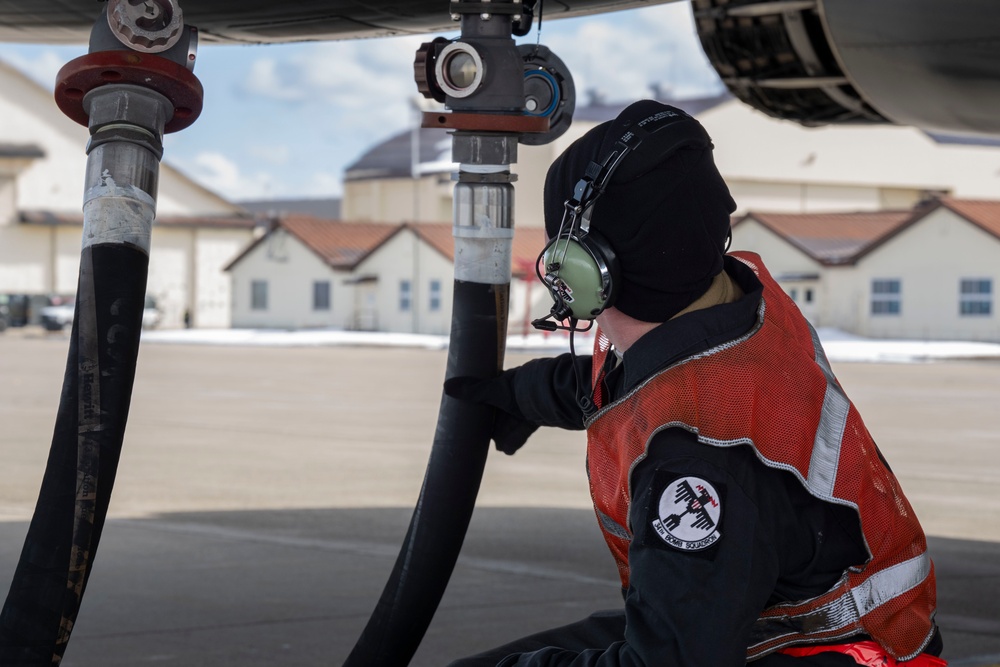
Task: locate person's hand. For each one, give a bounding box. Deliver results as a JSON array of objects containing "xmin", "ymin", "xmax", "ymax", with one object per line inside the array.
[{"xmin": 444, "ymin": 374, "xmax": 539, "ymax": 455}]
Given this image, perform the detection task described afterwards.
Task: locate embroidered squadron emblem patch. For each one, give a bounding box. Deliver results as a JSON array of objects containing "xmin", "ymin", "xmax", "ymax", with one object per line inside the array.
[{"xmin": 651, "ymin": 476, "xmax": 722, "ymax": 551}]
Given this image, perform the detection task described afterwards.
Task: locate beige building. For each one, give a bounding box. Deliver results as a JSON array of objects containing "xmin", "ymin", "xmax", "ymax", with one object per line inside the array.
[
  {"xmin": 341, "ymin": 127, "xmax": 454, "ymax": 224},
  {"xmin": 335, "ymin": 92, "xmax": 1000, "ymax": 341},
  {"xmin": 701, "ymin": 102, "xmax": 1000, "ymax": 215},
  {"xmin": 12, "ymin": 55, "xmax": 995, "ymax": 338},
  {"xmin": 0, "ymin": 59, "xmax": 258, "ymax": 328},
  {"xmin": 226, "ymin": 215, "xmax": 547, "ymax": 335},
  {"xmin": 732, "ymin": 199, "xmax": 1000, "ymax": 341},
  {"xmin": 342, "ymin": 93, "xmax": 1000, "ymax": 232}
]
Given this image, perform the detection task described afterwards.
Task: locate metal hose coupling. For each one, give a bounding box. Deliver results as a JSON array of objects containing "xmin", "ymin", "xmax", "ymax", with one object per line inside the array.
[
  {"xmin": 81, "ymin": 84, "xmax": 173, "ymax": 255},
  {"xmin": 452, "ymin": 132, "xmax": 517, "ymax": 284}
]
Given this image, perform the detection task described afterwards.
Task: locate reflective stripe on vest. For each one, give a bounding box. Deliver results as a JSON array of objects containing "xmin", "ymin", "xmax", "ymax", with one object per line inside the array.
[
  {"xmin": 585, "ymin": 251, "xmax": 936, "ymax": 661},
  {"xmin": 808, "ymin": 322, "xmax": 851, "ymax": 501},
  {"xmin": 750, "ymin": 552, "xmax": 932, "ymax": 653}
]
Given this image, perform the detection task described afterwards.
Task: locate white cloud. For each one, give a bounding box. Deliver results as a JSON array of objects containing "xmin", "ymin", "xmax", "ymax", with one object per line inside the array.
[
  {"xmin": 179, "ymin": 151, "xmax": 345, "ymax": 201},
  {"xmin": 243, "ymin": 57, "xmax": 311, "ymax": 102},
  {"xmin": 543, "ymin": 3, "xmax": 723, "ymax": 102},
  {"xmin": 241, "ymin": 35, "xmax": 427, "ymax": 110},
  {"xmin": 238, "ymin": 35, "xmax": 429, "ymax": 173},
  {"xmin": 247, "ymin": 143, "xmax": 291, "ymax": 166},
  {"xmin": 195, "ymin": 152, "xmax": 241, "ymax": 184},
  {"xmin": 0, "ymin": 47, "xmax": 84, "ymax": 90},
  {"xmin": 186, "ymin": 151, "xmax": 278, "ymax": 201},
  {"xmin": 298, "ymin": 171, "xmax": 344, "ymax": 198}
]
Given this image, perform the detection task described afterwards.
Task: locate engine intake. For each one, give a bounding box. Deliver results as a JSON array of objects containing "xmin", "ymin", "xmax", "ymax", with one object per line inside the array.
[{"xmin": 693, "ymin": 0, "xmax": 886, "ymax": 126}]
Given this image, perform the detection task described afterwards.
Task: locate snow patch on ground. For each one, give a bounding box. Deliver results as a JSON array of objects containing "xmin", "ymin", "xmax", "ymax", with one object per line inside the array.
[{"xmin": 141, "ymin": 327, "xmax": 1000, "ymax": 363}]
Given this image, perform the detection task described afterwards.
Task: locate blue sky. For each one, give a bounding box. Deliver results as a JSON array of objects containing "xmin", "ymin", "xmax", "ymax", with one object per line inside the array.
[{"xmin": 0, "ymin": 2, "xmax": 724, "ymax": 202}]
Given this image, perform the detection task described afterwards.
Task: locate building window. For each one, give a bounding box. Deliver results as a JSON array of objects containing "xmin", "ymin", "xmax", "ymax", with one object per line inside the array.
[
  {"xmin": 871, "ymin": 279, "xmax": 901, "ymax": 315},
  {"xmin": 399, "ymin": 279, "xmax": 412, "ymax": 312},
  {"xmin": 313, "ymin": 281, "xmax": 331, "ymax": 311},
  {"xmin": 251, "ymin": 280, "xmax": 268, "ymax": 310},
  {"xmin": 789, "ymin": 288, "xmax": 798, "ymax": 302},
  {"xmin": 960, "ymin": 278, "xmax": 992, "ymax": 316},
  {"xmin": 429, "ymin": 279, "xmax": 442, "ymax": 312},
  {"xmin": 805, "ymin": 288, "xmax": 814, "ymax": 304}
]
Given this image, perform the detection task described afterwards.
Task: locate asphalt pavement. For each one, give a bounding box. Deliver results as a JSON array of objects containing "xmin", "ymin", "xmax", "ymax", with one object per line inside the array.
[{"xmin": 0, "ymin": 330, "xmax": 998, "ymax": 666}]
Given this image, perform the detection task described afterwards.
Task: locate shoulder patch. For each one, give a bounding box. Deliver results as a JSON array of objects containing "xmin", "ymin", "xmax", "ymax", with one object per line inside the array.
[{"xmin": 650, "ymin": 475, "xmax": 723, "ymax": 552}]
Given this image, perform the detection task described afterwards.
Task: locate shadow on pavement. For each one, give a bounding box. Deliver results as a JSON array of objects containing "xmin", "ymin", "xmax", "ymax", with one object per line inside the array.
[{"xmin": 0, "ymin": 508, "xmax": 996, "ymax": 666}]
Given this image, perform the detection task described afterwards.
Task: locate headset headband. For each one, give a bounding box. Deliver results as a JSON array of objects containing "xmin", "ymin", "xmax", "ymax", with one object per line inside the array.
[{"xmin": 562, "ymin": 107, "xmax": 697, "ymax": 235}]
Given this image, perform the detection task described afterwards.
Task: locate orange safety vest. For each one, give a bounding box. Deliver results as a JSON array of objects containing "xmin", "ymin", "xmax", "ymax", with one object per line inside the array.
[{"xmin": 586, "ymin": 251, "xmax": 937, "ymax": 661}]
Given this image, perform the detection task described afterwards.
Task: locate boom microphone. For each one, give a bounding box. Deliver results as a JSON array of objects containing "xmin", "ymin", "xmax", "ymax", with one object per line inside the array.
[{"xmin": 531, "ymin": 316, "xmax": 559, "ymax": 332}]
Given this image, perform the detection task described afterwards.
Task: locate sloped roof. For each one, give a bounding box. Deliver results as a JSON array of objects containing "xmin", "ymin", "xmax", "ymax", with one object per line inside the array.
[
  {"xmin": 224, "ymin": 215, "xmax": 399, "ymax": 272},
  {"xmin": 1, "ymin": 60, "xmax": 241, "ymax": 216},
  {"xmin": 407, "ymin": 223, "xmax": 547, "ymax": 278},
  {"xmin": 344, "ymin": 127, "xmax": 453, "ymax": 181},
  {"xmin": 239, "ymin": 197, "xmax": 341, "ymax": 219},
  {"xmin": 926, "ymin": 132, "xmax": 1000, "ymax": 148},
  {"xmin": 511, "ymin": 226, "xmax": 548, "ymax": 278},
  {"xmin": 573, "ymin": 91, "xmax": 733, "ymax": 123},
  {"xmin": 406, "ymin": 222, "xmax": 453, "ymax": 261},
  {"xmin": 736, "ymin": 209, "xmax": 916, "ymax": 265},
  {"xmin": 737, "ymin": 197, "xmax": 1000, "ymax": 266},
  {"xmin": 939, "ymin": 198, "xmax": 1000, "ymax": 240},
  {"xmin": 0, "ymin": 142, "xmax": 44, "ymax": 159},
  {"xmin": 277, "ymin": 216, "xmax": 401, "ymax": 269},
  {"xmin": 226, "ymin": 215, "xmax": 549, "ymax": 278}
]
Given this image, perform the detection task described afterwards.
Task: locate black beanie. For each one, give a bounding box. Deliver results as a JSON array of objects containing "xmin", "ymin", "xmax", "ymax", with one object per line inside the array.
[{"xmin": 543, "ymin": 100, "xmax": 737, "ymax": 323}]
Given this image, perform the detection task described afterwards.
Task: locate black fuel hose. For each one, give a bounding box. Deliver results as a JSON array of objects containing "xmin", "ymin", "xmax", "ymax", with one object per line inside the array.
[
  {"xmin": 0, "ymin": 244, "xmax": 148, "ymax": 665},
  {"xmin": 344, "ymin": 279, "xmax": 508, "ymax": 666}
]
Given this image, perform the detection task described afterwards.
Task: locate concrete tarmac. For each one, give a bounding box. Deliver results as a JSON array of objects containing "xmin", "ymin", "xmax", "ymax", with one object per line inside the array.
[{"xmin": 0, "ymin": 331, "xmax": 998, "ymax": 666}]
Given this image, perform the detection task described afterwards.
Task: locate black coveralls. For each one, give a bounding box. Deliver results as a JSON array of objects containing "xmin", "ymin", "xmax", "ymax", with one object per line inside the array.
[{"xmin": 451, "ymin": 257, "xmax": 942, "ymax": 667}]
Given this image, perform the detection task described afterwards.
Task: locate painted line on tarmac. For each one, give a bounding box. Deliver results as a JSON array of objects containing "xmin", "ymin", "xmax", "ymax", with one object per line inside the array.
[
  {"xmin": 937, "ymin": 613, "xmax": 1000, "ymax": 637},
  {"xmin": 947, "ymin": 656, "xmax": 1000, "ymax": 667},
  {"xmin": 116, "ymin": 519, "xmax": 617, "ymax": 587}
]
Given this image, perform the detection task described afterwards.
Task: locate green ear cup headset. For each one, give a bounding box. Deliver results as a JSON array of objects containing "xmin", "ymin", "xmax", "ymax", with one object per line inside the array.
[
  {"xmin": 539, "ymin": 229, "xmax": 619, "ymax": 322},
  {"xmin": 533, "ymin": 156, "xmax": 624, "ymax": 328}
]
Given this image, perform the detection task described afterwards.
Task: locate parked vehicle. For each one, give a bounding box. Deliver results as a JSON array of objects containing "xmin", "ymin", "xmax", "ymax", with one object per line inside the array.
[
  {"xmin": 39, "ymin": 295, "xmax": 162, "ymax": 331},
  {"xmin": 39, "ymin": 299, "xmax": 74, "ymax": 331},
  {"xmin": 3, "ymin": 294, "xmax": 40, "ymax": 328},
  {"xmin": 0, "ymin": 295, "xmax": 9, "ymax": 332}
]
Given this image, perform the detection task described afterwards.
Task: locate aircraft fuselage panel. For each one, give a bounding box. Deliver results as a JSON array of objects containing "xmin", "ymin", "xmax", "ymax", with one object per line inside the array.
[{"xmin": 0, "ymin": 0, "xmax": 672, "ymax": 44}]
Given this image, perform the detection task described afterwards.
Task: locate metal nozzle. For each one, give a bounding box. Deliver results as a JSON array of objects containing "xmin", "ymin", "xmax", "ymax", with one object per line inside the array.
[{"xmin": 107, "ymin": 0, "xmax": 184, "ymax": 53}]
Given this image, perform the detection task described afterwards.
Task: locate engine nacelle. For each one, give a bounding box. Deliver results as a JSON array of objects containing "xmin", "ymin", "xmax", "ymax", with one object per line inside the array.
[{"xmin": 694, "ymin": 0, "xmax": 1000, "ymax": 138}]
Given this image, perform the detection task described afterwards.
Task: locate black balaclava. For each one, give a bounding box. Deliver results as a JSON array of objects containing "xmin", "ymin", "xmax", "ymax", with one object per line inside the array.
[{"xmin": 543, "ymin": 100, "xmax": 737, "ymax": 323}]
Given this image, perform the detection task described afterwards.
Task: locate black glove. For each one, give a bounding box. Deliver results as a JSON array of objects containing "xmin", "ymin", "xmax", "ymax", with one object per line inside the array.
[{"xmin": 444, "ymin": 373, "xmax": 540, "ymax": 455}]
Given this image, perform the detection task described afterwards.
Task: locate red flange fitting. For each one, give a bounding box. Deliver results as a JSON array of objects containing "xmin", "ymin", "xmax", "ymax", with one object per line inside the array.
[
  {"xmin": 421, "ymin": 110, "xmax": 549, "ymax": 134},
  {"xmin": 54, "ymin": 50, "xmax": 204, "ymax": 133}
]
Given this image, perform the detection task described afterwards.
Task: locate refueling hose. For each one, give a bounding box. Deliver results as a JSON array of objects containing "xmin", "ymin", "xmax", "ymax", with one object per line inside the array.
[
  {"xmin": 344, "ymin": 279, "xmax": 508, "ymax": 666},
  {"xmin": 0, "ymin": 245, "xmax": 149, "ymax": 665},
  {"xmin": 0, "ymin": 47, "xmax": 181, "ymax": 659}
]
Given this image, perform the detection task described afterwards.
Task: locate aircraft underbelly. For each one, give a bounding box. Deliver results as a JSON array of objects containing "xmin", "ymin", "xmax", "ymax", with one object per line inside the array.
[{"xmin": 0, "ymin": 0, "xmax": 670, "ymax": 44}]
